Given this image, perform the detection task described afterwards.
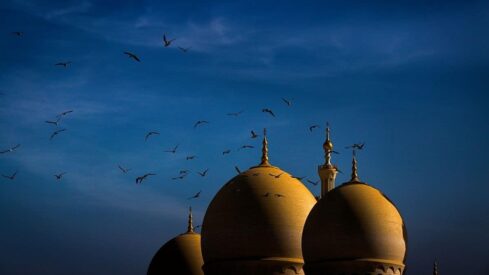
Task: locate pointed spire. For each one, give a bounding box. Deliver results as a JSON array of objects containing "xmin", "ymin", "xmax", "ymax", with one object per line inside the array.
[
  {"xmin": 318, "ymin": 122, "xmax": 338, "ymax": 197},
  {"xmin": 350, "ymin": 150, "xmax": 360, "ymax": 182},
  {"xmin": 323, "ymin": 122, "xmax": 333, "ymax": 166},
  {"xmin": 259, "ymin": 128, "xmax": 270, "ymax": 166},
  {"xmin": 187, "ymin": 206, "xmax": 194, "ymax": 233},
  {"xmin": 433, "ymin": 260, "xmax": 438, "ymax": 275}
]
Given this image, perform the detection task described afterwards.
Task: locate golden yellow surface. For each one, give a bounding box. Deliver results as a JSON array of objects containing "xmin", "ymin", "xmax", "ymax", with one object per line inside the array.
[
  {"xmin": 201, "ymin": 164, "xmax": 317, "ymax": 270},
  {"xmin": 302, "ymin": 182, "xmax": 407, "ymax": 270},
  {"xmin": 147, "ymin": 232, "xmax": 204, "ymax": 275}
]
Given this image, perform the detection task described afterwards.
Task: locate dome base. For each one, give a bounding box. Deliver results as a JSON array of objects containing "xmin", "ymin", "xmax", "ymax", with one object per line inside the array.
[
  {"xmin": 304, "ymin": 258, "xmax": 405, "ymax": 275},
  {"xmin": 203, "ymin": 258, "xmax": 304, "ymax": 275}
]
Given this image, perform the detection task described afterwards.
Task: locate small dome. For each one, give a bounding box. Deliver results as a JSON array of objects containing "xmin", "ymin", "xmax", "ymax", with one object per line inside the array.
[
  {"xmin": 302, "ymin": 181, "xmax": 407, "ymax": 273},
  {"xmin": 201, "ymin": 164, "xmax": 317, "ymax": 273},
  {"xmin": 147, "ymin": 231, "xmax": 204, "ymax": 275}
]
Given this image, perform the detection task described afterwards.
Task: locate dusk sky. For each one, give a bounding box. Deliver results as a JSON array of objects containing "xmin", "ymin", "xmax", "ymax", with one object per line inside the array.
[{"xmin": 1, "ymin": 0, "xmax": 488, "ymax": 274}]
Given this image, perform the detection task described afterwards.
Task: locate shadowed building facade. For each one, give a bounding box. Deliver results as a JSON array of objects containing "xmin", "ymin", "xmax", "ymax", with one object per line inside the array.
[{"xmin": 148, "ymin": 127, "xmax": 411, "ymax": 274}]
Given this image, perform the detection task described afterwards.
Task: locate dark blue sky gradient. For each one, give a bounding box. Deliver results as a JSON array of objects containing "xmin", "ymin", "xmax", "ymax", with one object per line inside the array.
[{"xmin": 0, "ymin": 1, "xmax": 488, "ymax": 274}]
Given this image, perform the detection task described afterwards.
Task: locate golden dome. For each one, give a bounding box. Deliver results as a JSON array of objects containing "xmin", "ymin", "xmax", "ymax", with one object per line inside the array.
[
  {"xmin": 201, "ymin": 131, "xmax": 317, "ymax": 274},
  {"xmin": 302, "ymin": 180, "xmax": 407, "ymax": 274},
  {"xmin": 148, "ymin": 208, "xmax": 204, "ymax": 275}
]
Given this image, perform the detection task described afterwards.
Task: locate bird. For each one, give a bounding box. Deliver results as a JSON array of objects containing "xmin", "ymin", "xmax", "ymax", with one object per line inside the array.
[
  {"xmin": 345, "ymin": 143, "xmax": 365, "ymax": 150},
  {"xmin": 262, "ymin": 108, "xmax": 275, "ymax": 117},
  {"xmin": 11, "ymin": 31, "xmax": 23, "ymax": 37},
  {"xmin": 269, "ymin": 173, "xmax": 283, "ymax": 178},
  {"xmin": 281, "ymin": 98, "xmax": 292, "ymax": 106},
  {"xmin": 222, "ymin": 149, "xmax": 231, "ymax": 155},
  {"xmin": 2, "ymin": 171, "xmax": 17, "ymax": 180},
  {"xmin": 307, "ymin": 179, "xmax": 319, "ymax": 186},
  {"xmin": 145, "ymin": 131, "xmax": 160, "ymax": 141},
  {"xmin": 274, "ymin": 193, "xmax": 286, "ymax": 198},
  {"xmin": 172, "ymin": 175, "xmax": 186, "ymax": 180},
  {"xmin": 45, "ymin": 117, "xmax": 61, "ymax": 126},
  {"xmin": 0, "ymin": 144, "xmax": 21, "ymax": 154},
  {"xmin": 123, "ymin": 51, "xmax": 141, "ymax": 62},
  {"xmin": 238, "ymin": 145, "xmax": 254, "ymax": 150},
  {"xmin": 118, "ymin": 165, "xmax": 130, "ymax": 173},
  {"xmin": 309, "ymin": 125, "xmax": 320, "ymax": 132},
  {"xmin": 50, "ymin": 129, "xmax": 67, "ymax": 140},
  {"xmin": 194, "ymin": 120, "xmax": 209, "ymax": 128},
  {"xmin": 163, "ymin": 34, "xmax": 175, "ymax": 47},
  {"xmin": 54, "ymin": 172, "xmax": 66, "ymax": 180},
  {"xmin": 333, "ymin": 165, "xmax": 343, "ymax": 174},
  {"xmin": 164, "ymin": 144, "xmax": 179, "ymax": 153},
  {"xmin": 250, "ymin": 130, "xmax": 259, "ymax": 139},
  {"xmin": 57, "ymin": 110, "xmax": 73, "ymax": 117},
  {"xmin": 188, "ymin": 191, "xmax": 201, "ymax": 200},
  {"xmin": 227, "ymin": 110, "xmax": 244, "ymax": 117},
  {"xmin": 197, "ymin": 169, "xmax": 209, "ymax": 177},
  {"xmin": 326, "ymin": 149, "xmax": 340, "ymax": 155},
  {"xmin": 186, "ymin": 155, "xmax": 196, "ymax": 160},
  {"xmin": 55, "ymin": 61, "xmax": 72, "ymax": 68},
  {"xmin": 136, "ymin": 173, "xmax": 156, "ymax": 184},
  {"xmin": 178, "ymin": 46, "xmax": 190, "ymax": 52},
  {"xmin": 179, "ymin": 170, "xmax": 190, "ymax": 175},
  {"xmin": 234, "ymin": 166, "xmax": 241, "ymax": 174},
  {"xmin": 293, "ymin": 176, "xmax": 307, "ymax": 180}
]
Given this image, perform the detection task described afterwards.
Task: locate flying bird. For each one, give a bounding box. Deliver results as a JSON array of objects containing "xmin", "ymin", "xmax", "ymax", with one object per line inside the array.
[
  {"xmin": 2, "ymin": 171, "xmax": 17, "ymax": 180},
  {"xmin": 54, "ymin": 172, "xmax": 66, "ymax": 180},
  {"xmin": 222, "ymin": 149, "xmax": 231, "ymax": 155},
  {"xmin": 45, "ymin": 117, "xmax": 61, "ymax": 126},
  {"xmin": 11, "ymin": 31, "xmax": 23, "ymax": 37},
  {"xmin": 227, "ymin": 110, "xmax": 244, "ymax": 117},
  {"xmin": 178, "ymin": 46, "xmax": 190, "ymax": 52},
  {"xmin": 309, "ymin": 125, "xmax": 320, "ymax": 132},
  {"xmin": 197, "ymin": 169, "xmax": 209, "ymax": 177},
  {"xmin": 164, "ymin": 144, "xmax": 179, "ymax": 154},
  {"xmin": 0, "ymin": 144, "xmax": 21, "ymax": 154},
  {"xmin": 186, "ymin": 155, "xmax": 197, "ymax": 160},
  {"xmin": 57, "ymin": 110, "xmax": 73, "ymax": 117},
  {"xmin": 234, "ymin": 166, "xmax": 241, "ymax": 174},
  {"xmin": 307, "ymin": 179, "xmax": 319, "ymax": 186},
  {"xmin": 118, "ymin": 165, "xmax": 131, "ymax": 173},
  {"xmin": 172, "ymin": 175, "xmax": 186, "ymax": 180},
  {"xmin": 269, "ymin": 173, "xmax": 283, "ymax": 179},
  {"xmin": 179, "ymin": 170, "xmax": 190, "ymax": 175},
  {"xmin": 55, "ymin": 61, "xmax": 72, "ymax": 68},
  {"xmin": 145, "ymin": 131, "xmax": 160, "ymax": 141},
  {"xmin": 345, "ymin": 143, "xmax": 365, "ymax": 150},
  {"xmin": 281, "ymin": 98, "xmax": 292, "ymax": 106},
  {"xmin": 239, "ymin": 145, "xmax": 254, "ymax": 150},
  {"xmin": 163, "ymin": 34, "xmax": 175, "ymax": 47},
  {"xmin": 188, "ymin": 191, "xmax": 201, "ymax": 200},
  {"xmin": 194, "ymin": 120, "xmax": 209, "ymax": 128},
  {"xmin": 250, "ymin": 130, "xmax": 259, "ymax": 139},
  {"xmin": 136, "ymin": 173, "xmax": 156, "ymax": 184},
  {"xmin": 123, "ymin": 51, "xmax": 141, "ymax": 62},
  {"xmin": 262, "ymin": 108, "xmax": 275, "ymax": 117},
  {"xmin": 50, "ymin": 129, "xmax": 67, "ymax": 140}
]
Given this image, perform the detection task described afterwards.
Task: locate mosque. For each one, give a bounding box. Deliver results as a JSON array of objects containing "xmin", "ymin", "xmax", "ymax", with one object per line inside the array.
[{"xmin": 147, "ymin": 127, "xmax": 419, "ymax": 275}]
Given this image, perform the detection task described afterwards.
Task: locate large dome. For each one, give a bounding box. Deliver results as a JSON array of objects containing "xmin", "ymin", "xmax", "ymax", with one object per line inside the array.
[
  {"xmin": 201, "ymin": 136, "xmax": 317, "ymax": 274},
  {"xmin": 302, "ymin": 178, "xmax": 407, "ymax": 274}
]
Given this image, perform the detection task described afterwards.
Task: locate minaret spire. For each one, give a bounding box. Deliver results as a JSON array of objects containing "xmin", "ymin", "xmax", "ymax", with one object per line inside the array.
[
  {"xmin": 187, "ymin": 206, "xmax": 194, "ymax": 233},
  {"xmin": 433, "ymin": 260, "xmax": 438, "ymax": 275},
  {"xmin": 318, "ymin": 122, "xmax": 338, "ymax": 198},
  {"xmin": 259, "ymin": 128, "xmax": 270, "ymax": 166},
  {"xmin": 350, "ymin": 150, "xmax": 360, "ymax": 182}
]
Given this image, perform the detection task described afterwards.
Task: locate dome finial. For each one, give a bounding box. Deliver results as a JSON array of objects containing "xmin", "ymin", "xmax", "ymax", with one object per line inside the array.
[
  {"xmin": 350, "ymin": 150, "xmax": 360, "ymax": 182},
  {"xmin": 433, "ymin": 260, "xmax": 438, "ymax": 275},
  {"xmin": 323, "ymin": 122, "xmax": 333, "ymax": 166},
  {"xmin": 259, "ymin": 128, "xmax": 270, "ymax": 166},
  {"xmin": 187, "ymin": 206, "xmax": 194, "ymax": 233}
]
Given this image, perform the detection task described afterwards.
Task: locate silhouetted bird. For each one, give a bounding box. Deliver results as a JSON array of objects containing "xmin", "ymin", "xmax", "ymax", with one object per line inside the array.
[
  {"xmin": 345, "ymin": 143, "xmax": 365, "ymax": 150},
  {"xmin": 55, "ymin": 61, "xmax": 72, "ymax": 68},
  {"xmin": 227, "ymin": 110, "xmax": 244, "ymax": 117},
  {"xmin": 164, "ymin": 144, "xmax": 179, "ymax": 153},
  {"xmin": 269, "ymin": 173, "xmax": 283, "ymax": 178},
  {"xmin": 118, "ymin": 165, "xmax": 130, "ymax": 173},
  {"xmin": 45, "ymin": 117, "xmax": 61, "ymax": 126},
  {"xmin": 281, "ymin": 98, "xmax": 292, "ymax": 106},
  {"xmin": 198, "ymin": 169, "xmax": 209, "ymax": 177},
  {"xmin": 0, "ymin": 144, "xmax": 20, "ymax": 154},
  {"xmin": 222, "ymin": 149, "xmax": 231, "ymax": 155},
  {"xmin": 179, "ymin": 170, "xmax": 190, "ymax": 175},
  {"xmin": 309, "ymin": 125, "xmax": 320, "ymax": 132},
  {"xmin": 186, "ymin": 155, "xmax": 196, "ymax": 160},
  {"xmin": 163, "ymin": 34, "xmax": 175, "ymax": 47},
  {"xmin": 239, "ymin": 145, "xmax": 254, "ymax": 150},
  {"xmin": 54, "ymin": 172, "xmax": 66, "ymax": 180},
  {"xmin": 194, "ymin": 120, "xmax": 209, "ymax": 128},
  {"xmin": 11, "ymin": 31, "xmax": 23, "ymax": 37},
  {"xmin": 136, "ymin": 173, "xmax": 156, "ymax": 184},
  {"xmin": 172, "ymin": 175, "xmax": 186, "ymax": 180},
  {"xmin": 50, "ymin": 129, "xmax": 67, "ymax": 140},
  {"xmin": 57, "ymin": 110, "xmax": 73, "ymax": 117},
  {"xmin": 307, "ymin": 179, "xmax": 319, "ymax": 186},
  {"xmin": 188, "ymin": 191, "xmax": 201, "ymax": 200},
  {"xmin": 250, "ymin": 130, "xmax": 258, "ymax": 139},
  {"xmin": 178, "ymin": 47, "xmax": 190, "ymax": 52},
  {"xmin": 2, "ymin": 171, "xmax": 17, "ymax": 180},
  {"xmin": 234, "ymin": 166, "xmax": 241, "ymax": 174},
  {"xmin": 124, "ymin": 51, "xmax": 141, "ymax": 62},
  {"xmin": 145, "ymin": 131, "xmax": 160, "ymax": 141},
  {"xmin": 262, "ymin": 108, "xmax": 275, "ymax": 117}
]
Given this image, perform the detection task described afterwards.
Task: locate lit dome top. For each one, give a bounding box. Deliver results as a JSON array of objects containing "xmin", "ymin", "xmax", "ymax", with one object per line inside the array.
[
  {"xmin": 201, "ymin": 130, "xmax": 317, "ymax": 274},
  {"xmin": 302, "ymin": 154, "xmax": 407, "ymax": 274},
  {"xmin": 147, "ymin": 208, "xmax": 204, "ymax": 275}
]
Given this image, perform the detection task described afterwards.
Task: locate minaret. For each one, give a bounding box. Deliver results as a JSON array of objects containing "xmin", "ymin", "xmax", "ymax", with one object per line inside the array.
[
  {"xmin": 433, "ymin": 260, "xmax": 438, "ymax": 275},
  {"xmin": 187, "ymin": 206, "xmax": 194, "ymax": 233},
  {"xmin": 259, "ymin": 128, "xmax": 271, "ymax": 166},
  {"xmin": 349, "ymin": 150, "xmax": 361, "ymax": 182},
  {"xmin": 318, "ymin": 123, "xmax": 338, "ymax": 198}
]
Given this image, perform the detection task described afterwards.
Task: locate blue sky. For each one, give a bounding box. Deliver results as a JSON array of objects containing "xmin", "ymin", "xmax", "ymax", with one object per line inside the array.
[{"xmin": 0, "ymin": 0, "xmax": 488, "ymax": 274}]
